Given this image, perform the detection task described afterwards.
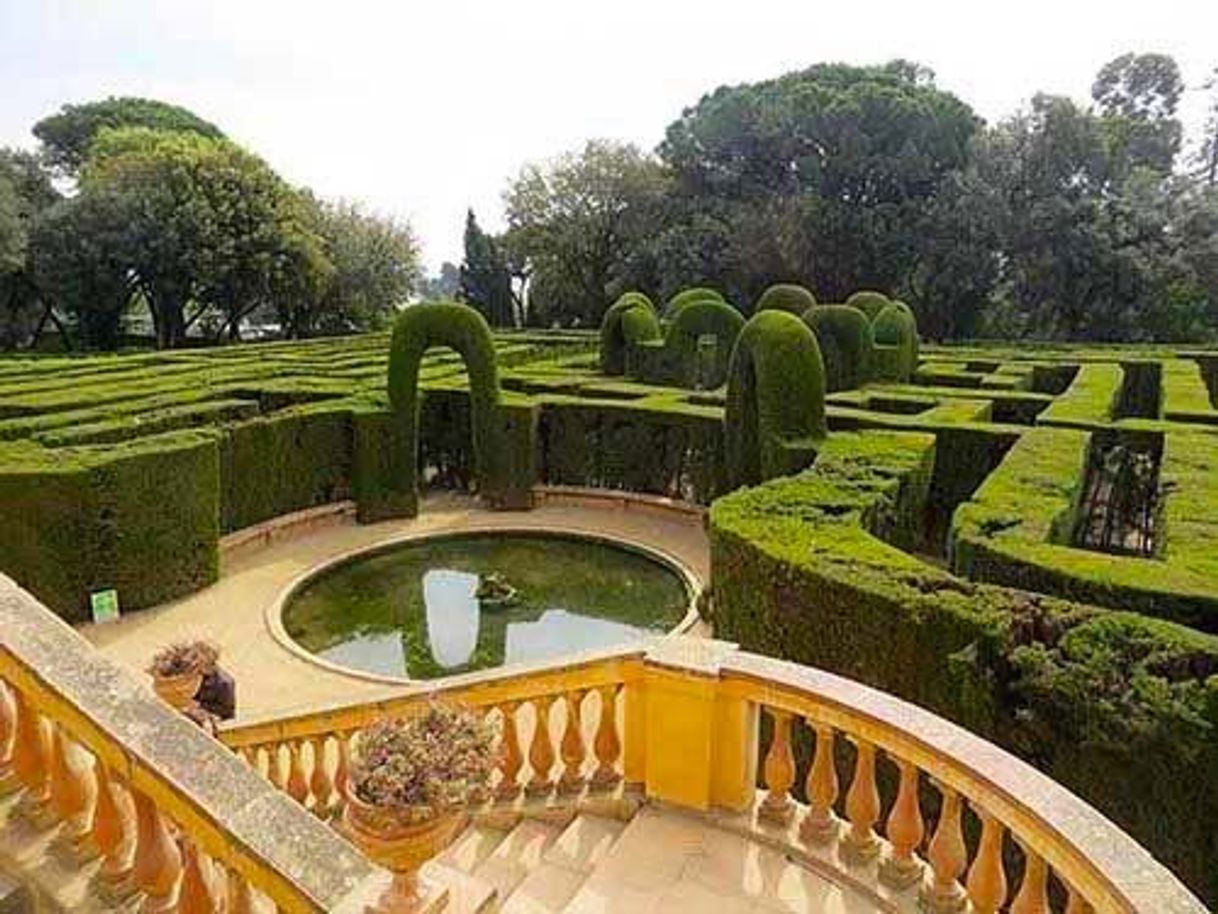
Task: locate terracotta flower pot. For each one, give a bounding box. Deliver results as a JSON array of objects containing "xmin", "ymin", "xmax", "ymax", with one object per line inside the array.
[
  {"xmin": 342, "ymin": 792, "xmax": 464, "ymax": 913},
  {"xmin": 151, "ymin": 671, "xmax": 202, "ymax": 711}
]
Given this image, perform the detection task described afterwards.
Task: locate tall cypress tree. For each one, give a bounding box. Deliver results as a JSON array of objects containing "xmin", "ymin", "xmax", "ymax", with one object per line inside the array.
[{"xmin": 458, "ymin": 209, "xmax": 514, "ymax": 326}]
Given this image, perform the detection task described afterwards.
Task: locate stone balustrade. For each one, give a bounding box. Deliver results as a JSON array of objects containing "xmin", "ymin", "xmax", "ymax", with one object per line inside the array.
[
  {"xmin": 220, "ymin": 639, "xmax": 1209, "ymax": 914},
  {"xmin": 0, "ymin": 574, "xmax": 398, "ymax": 913}
]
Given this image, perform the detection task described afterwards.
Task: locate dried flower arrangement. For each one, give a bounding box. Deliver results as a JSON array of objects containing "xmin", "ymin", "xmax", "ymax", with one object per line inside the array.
[
  {"xmin": 349, "ymin": 704, "xmax": 499, "ymax": 821},
  {"xmin": 147, "ymin": 640, "xmax": 219, "ymax": 678}
]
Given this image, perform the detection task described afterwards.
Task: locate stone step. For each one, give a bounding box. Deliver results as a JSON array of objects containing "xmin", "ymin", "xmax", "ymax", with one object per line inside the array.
[
  {"xmin": 470, "ymin": 818, "xmax": 562, "ymax": 903},
  {"xmin": 420, "ymin": 860, "xmax": 498, "ymax": 914},
  {"xmin": 437, "ymin": 823, "xmax": 514, "ymax": 875},
  {"xmin": 500, "ymin": 815, "xmax": 626, "ymax": 914}
]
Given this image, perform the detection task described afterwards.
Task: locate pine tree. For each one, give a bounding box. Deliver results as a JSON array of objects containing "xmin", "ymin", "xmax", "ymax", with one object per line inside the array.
[{"xmin": 458, "ymin": 210, "xmax": 514, "ymax": 326}]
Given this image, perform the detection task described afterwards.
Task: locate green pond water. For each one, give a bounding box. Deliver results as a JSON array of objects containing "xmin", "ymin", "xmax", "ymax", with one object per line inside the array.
[{"xmin": 283, "ymin": 532, "xmax": 690, "ymax": 679}]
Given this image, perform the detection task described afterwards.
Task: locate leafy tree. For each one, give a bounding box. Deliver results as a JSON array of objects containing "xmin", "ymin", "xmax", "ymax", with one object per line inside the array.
[
  {"xmin": 419, "ymin": 262, "xmax": 461, "ymax": 302},
  {"xmin": 1197, "ymin": 69, "xmax": 1218, "ymax": 188},
  {"xmin": 1091, "ymin": 53, "xmax": 1184, "ymax": 175},
  {"xmin": 0, "ymin": 149, "xmax": 60, "ymax": 349},
  {"xmin": 503, "ymin": 141, "xmax": 667, "ymax": 326},
  {"xmin": 458, "ymin": 210, "xmax": 515, "ymax": 326},
  {"xmin": 33, "ymin": 96, "xmax": 223, "ymax": 176},
  {"xmin": 290, "ymin": 199, "xmax": 418, "ymax": 336},
  {"xmin": 0, "ymin": 175, "xmax": 21, "ymax": 275},
  {"xmin": 81, "ymin": 127, "xmax": 329, "ymax": 347},
  {"xmin": 659, "ymin": 61, "xmax": 979, "ymax": 303}
]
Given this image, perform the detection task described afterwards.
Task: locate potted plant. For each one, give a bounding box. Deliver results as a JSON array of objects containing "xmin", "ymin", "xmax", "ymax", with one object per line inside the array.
[
  {"xmin": 474, "ymin": 572, "xmax": 517, "ymax": 610},
  {"xmin": 342, "ymin": 704, "xmax": 498, "ymax": 912},
  {"xmin": 146, "ymin": 641, "xmax": 217, "ymax": 711}
]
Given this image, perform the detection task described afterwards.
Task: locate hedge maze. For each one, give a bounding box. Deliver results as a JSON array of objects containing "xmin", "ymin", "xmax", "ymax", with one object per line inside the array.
[{"xmin": 3, "ymin": 290, "xmax": 1218, "ymax": 900}]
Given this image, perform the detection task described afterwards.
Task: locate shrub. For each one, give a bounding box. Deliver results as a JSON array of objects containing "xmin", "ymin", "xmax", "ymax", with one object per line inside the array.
[
  {"xmin": 872, "ymin": 302, "xmax": 919, "ymax": 382},
  {"xmin": 754, "ymin": 283, "xmax": 816, "ymax": 315},
  {"xmin": 804, "ymin": 305, "xmax": 874, "ymax": 391},
  {"xmin": 724, "ymin": 310, "xmax": 827, "ymax": 487},
  {"xmin": 599, "ymin": 292, "xmax": 660, "ymax": 375},
  {"xmin": 663, "ymin": 299, "xmax": 746, "ymax": 388},
  {"xmin": 845, "ymin": 290, "xmax": 891, "ymax": 321},
  {"xmin": 662, "ymin": 286, "xmax": 725, "ymax": 319}
]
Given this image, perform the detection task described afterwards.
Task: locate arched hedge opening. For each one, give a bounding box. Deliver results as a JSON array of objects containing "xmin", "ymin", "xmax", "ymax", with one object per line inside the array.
[
  {"xmin": 804, "ymin": 305, "xmax": 874, "ymax": 391},
  {"xmin": 755, "ymin": 283, "xmax": 817, "ymax": 315},
  {"xmin": 724, "ymin": 310, "xmax": 827, "ymax": 488},
  {"xmin": 662, "ymin": 286, "xmax": 725, "ymax": 320},
  {"xmin": 845, "ymin": 290, "xmax": 892, "ymax": 322},
  {"xmin": 599, "ymin": 292, "xmax": 661, "ymax": 375},
  {"xmin": 665, "ymin": 299, "xmax": 747, "ymax": 388},
  {"xmin": 382, "ymin": 302, "xmax": 506, "ymax": 517}
]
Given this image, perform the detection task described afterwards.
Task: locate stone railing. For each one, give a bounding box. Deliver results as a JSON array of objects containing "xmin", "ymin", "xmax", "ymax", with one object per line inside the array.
[
  {"xmin": 219, "ymin": 638, "xmax": 1209, "ymax": 914},
  {"xmin": 0, "ymin": 574, "xmax": 397, "ymax": 913}
]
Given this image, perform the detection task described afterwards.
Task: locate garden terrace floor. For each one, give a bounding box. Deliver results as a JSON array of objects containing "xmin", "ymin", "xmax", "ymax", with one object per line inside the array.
[{"xmin": 78, "ymin": 491, "xmax": 710, "ymax": 719}]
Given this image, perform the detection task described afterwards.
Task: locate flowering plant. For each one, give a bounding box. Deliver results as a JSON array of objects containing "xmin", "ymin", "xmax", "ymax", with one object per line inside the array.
[
  {"xmin": 148, "ymin": 640, "xmax": 218, "ymax": 677},
  {"xmin": 349, "ymin": 704, "xmax": 499, "ymax": 820}
]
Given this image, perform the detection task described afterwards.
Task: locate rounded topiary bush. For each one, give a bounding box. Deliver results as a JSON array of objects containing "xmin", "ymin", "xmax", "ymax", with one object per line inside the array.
[
  {"xmin": 665, "ymin": 299, "xmax": 746, "ymax": 388},
  {"xmin": 663, "ymin": 286, "xmax": 725, "ymax": 320},
  {"xmin": 385, "ymin": 302, "xmax": 502, "ymax": 516},
  {"xmin": 725, "ymin": 310, "xmax": 827, "ymax": 487},
  {"xmin": 804, "ymin": 305, "xmax": 874, "ymax": 391},
  {"xmin": 754, "ymin": 283, "xmax": 817, "ymax": 315},
  {"xmin": 600, "ymin": 292, "xmax": 661, "ymax": 374},
  {"xmin": 872, "ymin": 302, "xmax": 919, "ymax": 382},
  {"xmin": 845, "ymin": 290, "xmax": 892, "ymax": 322}
]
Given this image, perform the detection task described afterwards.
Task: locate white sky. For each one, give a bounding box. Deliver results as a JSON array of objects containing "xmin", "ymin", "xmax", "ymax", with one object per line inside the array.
[{"xmin": 2, "ymin": 0, "xmax": 1216, "ymax": 271}]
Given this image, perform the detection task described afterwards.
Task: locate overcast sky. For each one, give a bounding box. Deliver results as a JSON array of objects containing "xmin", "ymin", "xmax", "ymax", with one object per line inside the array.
[{"xmin": 2, "ymin": 0, "xmax": 1215, "ymax": 271}]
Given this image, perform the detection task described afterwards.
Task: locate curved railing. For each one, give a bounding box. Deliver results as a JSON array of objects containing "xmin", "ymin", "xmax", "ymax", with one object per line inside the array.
[
  {"xmin": 218, "ymin": 638, "xmax": 1208, "ymax": 914},
  {"xmin": 0, "ymin": 574, "xmax": 390, "ymax": 914}
]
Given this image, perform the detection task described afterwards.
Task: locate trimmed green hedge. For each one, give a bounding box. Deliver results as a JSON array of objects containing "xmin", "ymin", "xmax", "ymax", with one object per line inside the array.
[
  {"xmin": 1036, "ymin": 363, "xmax": 1124, "ymax": 429},
  {"xmin": 804, "ymin": 305, "xmax": 874, "ymax": 391},
  {"xmin": 662, "ymin": 286, "xmax": 725, "ymax": 319},
  {"xmin": 844, "ymin": 289, "xmax": 892, "ymax": 321},
  {"xmin": 662, "ymin": 299, "xmax": 746, "ymax": 388},
  {"xmin": 599, "ymin": 292, "xmax": 661, "ymax": 375},
  {"xmin": 950, "ymin": 427, "xmax": 1218, "ymax": 632},
  {"xmin": 872, "ymin": 302, "xmax": 919, "ymax": 383},
  {"xmin": 709, "ymin": 429, "xmax": 1218, "ymax": 903},
  {"xmin": 724, "ymin": 310, "xmax": 827, "ymax": 487},
  {"xmin": 754, "ymin": 283, "xmax": 816, "ymax": 315}
]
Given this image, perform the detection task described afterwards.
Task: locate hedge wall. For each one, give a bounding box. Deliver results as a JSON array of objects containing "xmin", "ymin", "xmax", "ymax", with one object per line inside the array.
[
  {"xmin": 661, "ymin": 299, "xmax": 746, "ymax": 388},
  {"xmin": 724, "ymin": 310, "xmax": 827, "ymax": 487},
  {"xmin": 663, "ymin": 286, "xmax": 724, "ymax": 319},
  {"xmin": 754, "ymin": 283, "xmax": 816, "ymax": 315},
  {"xmin": 709, "ymin": 429, "xmax": 1218, "ymax": 904},
  {"xmin": 950, "ymin": 426, "xmax": 1218, "ymax": 632},
  {"xmin": 872, "ymin": 302, "xmax": 919, "ymax": 383},
  {"xmin": 844, "ymin": 289, "xmax": 892, "ymax": 321},
  {"xmin": 803, "ymin": 305, "xmax": 873, "ymax": 391},
  {"xmin": 599, "ymin": 292, "xmax": 661, "ymax": 375}
]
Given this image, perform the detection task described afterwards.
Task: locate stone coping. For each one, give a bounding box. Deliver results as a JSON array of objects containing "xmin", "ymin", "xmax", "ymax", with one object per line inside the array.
[
  {"xmin": 0, "ymin": 573, "xmax": 380, "ymax": 912},
  {"xmin": 263, "ymin": 523, "xmax": 703, "ymax": 688},
  {"xmin": 219, "ymin": 500, "xmax": 358, "ymax": 558}
]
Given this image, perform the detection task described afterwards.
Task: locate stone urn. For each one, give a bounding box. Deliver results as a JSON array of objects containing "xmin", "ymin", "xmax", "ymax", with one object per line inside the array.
[
  {"xmin": 151, "ymin": 670, "xmax": 203, "ymax": 711},
  {"xmin": 341, "ymin": 792, "xmax": 464, "ymax": 913}
]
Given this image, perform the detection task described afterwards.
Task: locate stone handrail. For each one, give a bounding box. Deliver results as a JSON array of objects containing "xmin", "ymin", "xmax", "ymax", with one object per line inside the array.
[
  {"xmin": 218, "ymin": 637, "xmax": 1209, "ymax": 914},
  {"xmin": 0, "ymin": 574, "xmax": 394, "ymax": 913}
]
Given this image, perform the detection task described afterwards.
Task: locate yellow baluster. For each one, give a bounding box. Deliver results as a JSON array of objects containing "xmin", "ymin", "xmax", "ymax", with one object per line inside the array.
[
  {"xmin": 91, "ymin": 760, "xmax": 137, "ymax": 899},
  {"xmin": 286, "ymin": 740, "xmax": 310, "ymax": 805},
  {"xmin": 310, "ymin": 736, "xmax": 334, "ymax": 815},
  {"xmin": 879, "ymin": 758, "xmax": 924, "ymax": 888},
  {"xmin": 227, "ymin": 868, "xmax": 256, "ymax": 914},
  {"xmin": 48, "ymin": 725, "xmax": 98, "ymax": 855},
  {"xmin": 178, "ymin": 838, "xmax": 223, "ymax": 914},
  {"xmin": 0, "ymin": 682, "xmax": 18, "ymax": 795},
  {"xmin": 1065, "ymin": 887, "xmax": 1094, "ymax": 914},
  {"xmin": 131, "ymin": 788, "xmax": 183, "ymax": 913},
  {"xmin": 965, "ymin": 810, "xmax": 1008, "ymax": 914},
  {"xmin": 558, "ymin": 690, "xmax": 587, "ymax": 795},
  {"xmin": 800, "ymin": 722, "xmax": 839, "ymax": 843},
  {"xmin": 335, "ymin": 733, "xmax": 352, "ymax": 804},
  {"xmin": 496, "ymin": 702, "xmax": 523, "ymax": 800},
  {"xmin": 842, "ymin": 738, "xmax": 881, "ymax": 861},
  {"xmin": 921, "ymin": 786, "xmax": 967, "ymax": 912},
  {"xmin": 12, "ymin": 691, "xmax": 53, "ymax": 824},
  {"xmin": 590, "ymin": 684, "xmax": 622, "ymax": 790},
  {"xmin": 526, "ymin": 695, "xmax": 557, "ymax": 795},
  {"xmin": 759, "ymin": 707, "xmax": 795, "ymax": 824},
  {"xmin": 267, "ymin": 742, "xmax": 287, "ymax": 791},
  {"xmin": 1010, "ymin": 845, "xmax": 1049, "ymax": 914}
]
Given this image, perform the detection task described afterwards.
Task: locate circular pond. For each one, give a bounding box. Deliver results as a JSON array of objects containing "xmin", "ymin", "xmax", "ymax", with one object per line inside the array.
[{"xmin": 281, "ymin": 531, "xmax": 693, "ymax": 680}]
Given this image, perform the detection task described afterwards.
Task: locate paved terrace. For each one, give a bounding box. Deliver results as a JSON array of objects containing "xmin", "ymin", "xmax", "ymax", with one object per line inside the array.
[{"xmin": 79, "ymin": 491, "xmax": 710, "ymax": 719}]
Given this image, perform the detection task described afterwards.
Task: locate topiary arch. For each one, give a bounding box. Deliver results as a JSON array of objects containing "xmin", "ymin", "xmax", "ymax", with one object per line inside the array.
[
  {"xmin": 662, "ymin": 286, "xmax": 725, "ymax": 320},
  {"xmin": 804, "ymin": 305, "xmax": 874, "ymax": 391},
  {"xmin": 384, "ymin": 302, "xmax": 504, "ymax": 517},
  {"xmin": 871, "ymin": 302, "xmax": 919, "ymax": 382},
  {"xmin": 755, "ymin": 283, "xmax": 817, "ymax": 315},
  {"xmin": 725, "ymin": 310, "xmax": 827, "ymax": 488},
  {"xmin": 599, "ymin": 292, "xmax": 661, "ymax": 374},
  {"xmin": 845, "ymin": 290, "xmax": 891, "ymax": 322},
  {"xmin": 664, "ymin": 299, "xmax": 747, "ymax": 388}
]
